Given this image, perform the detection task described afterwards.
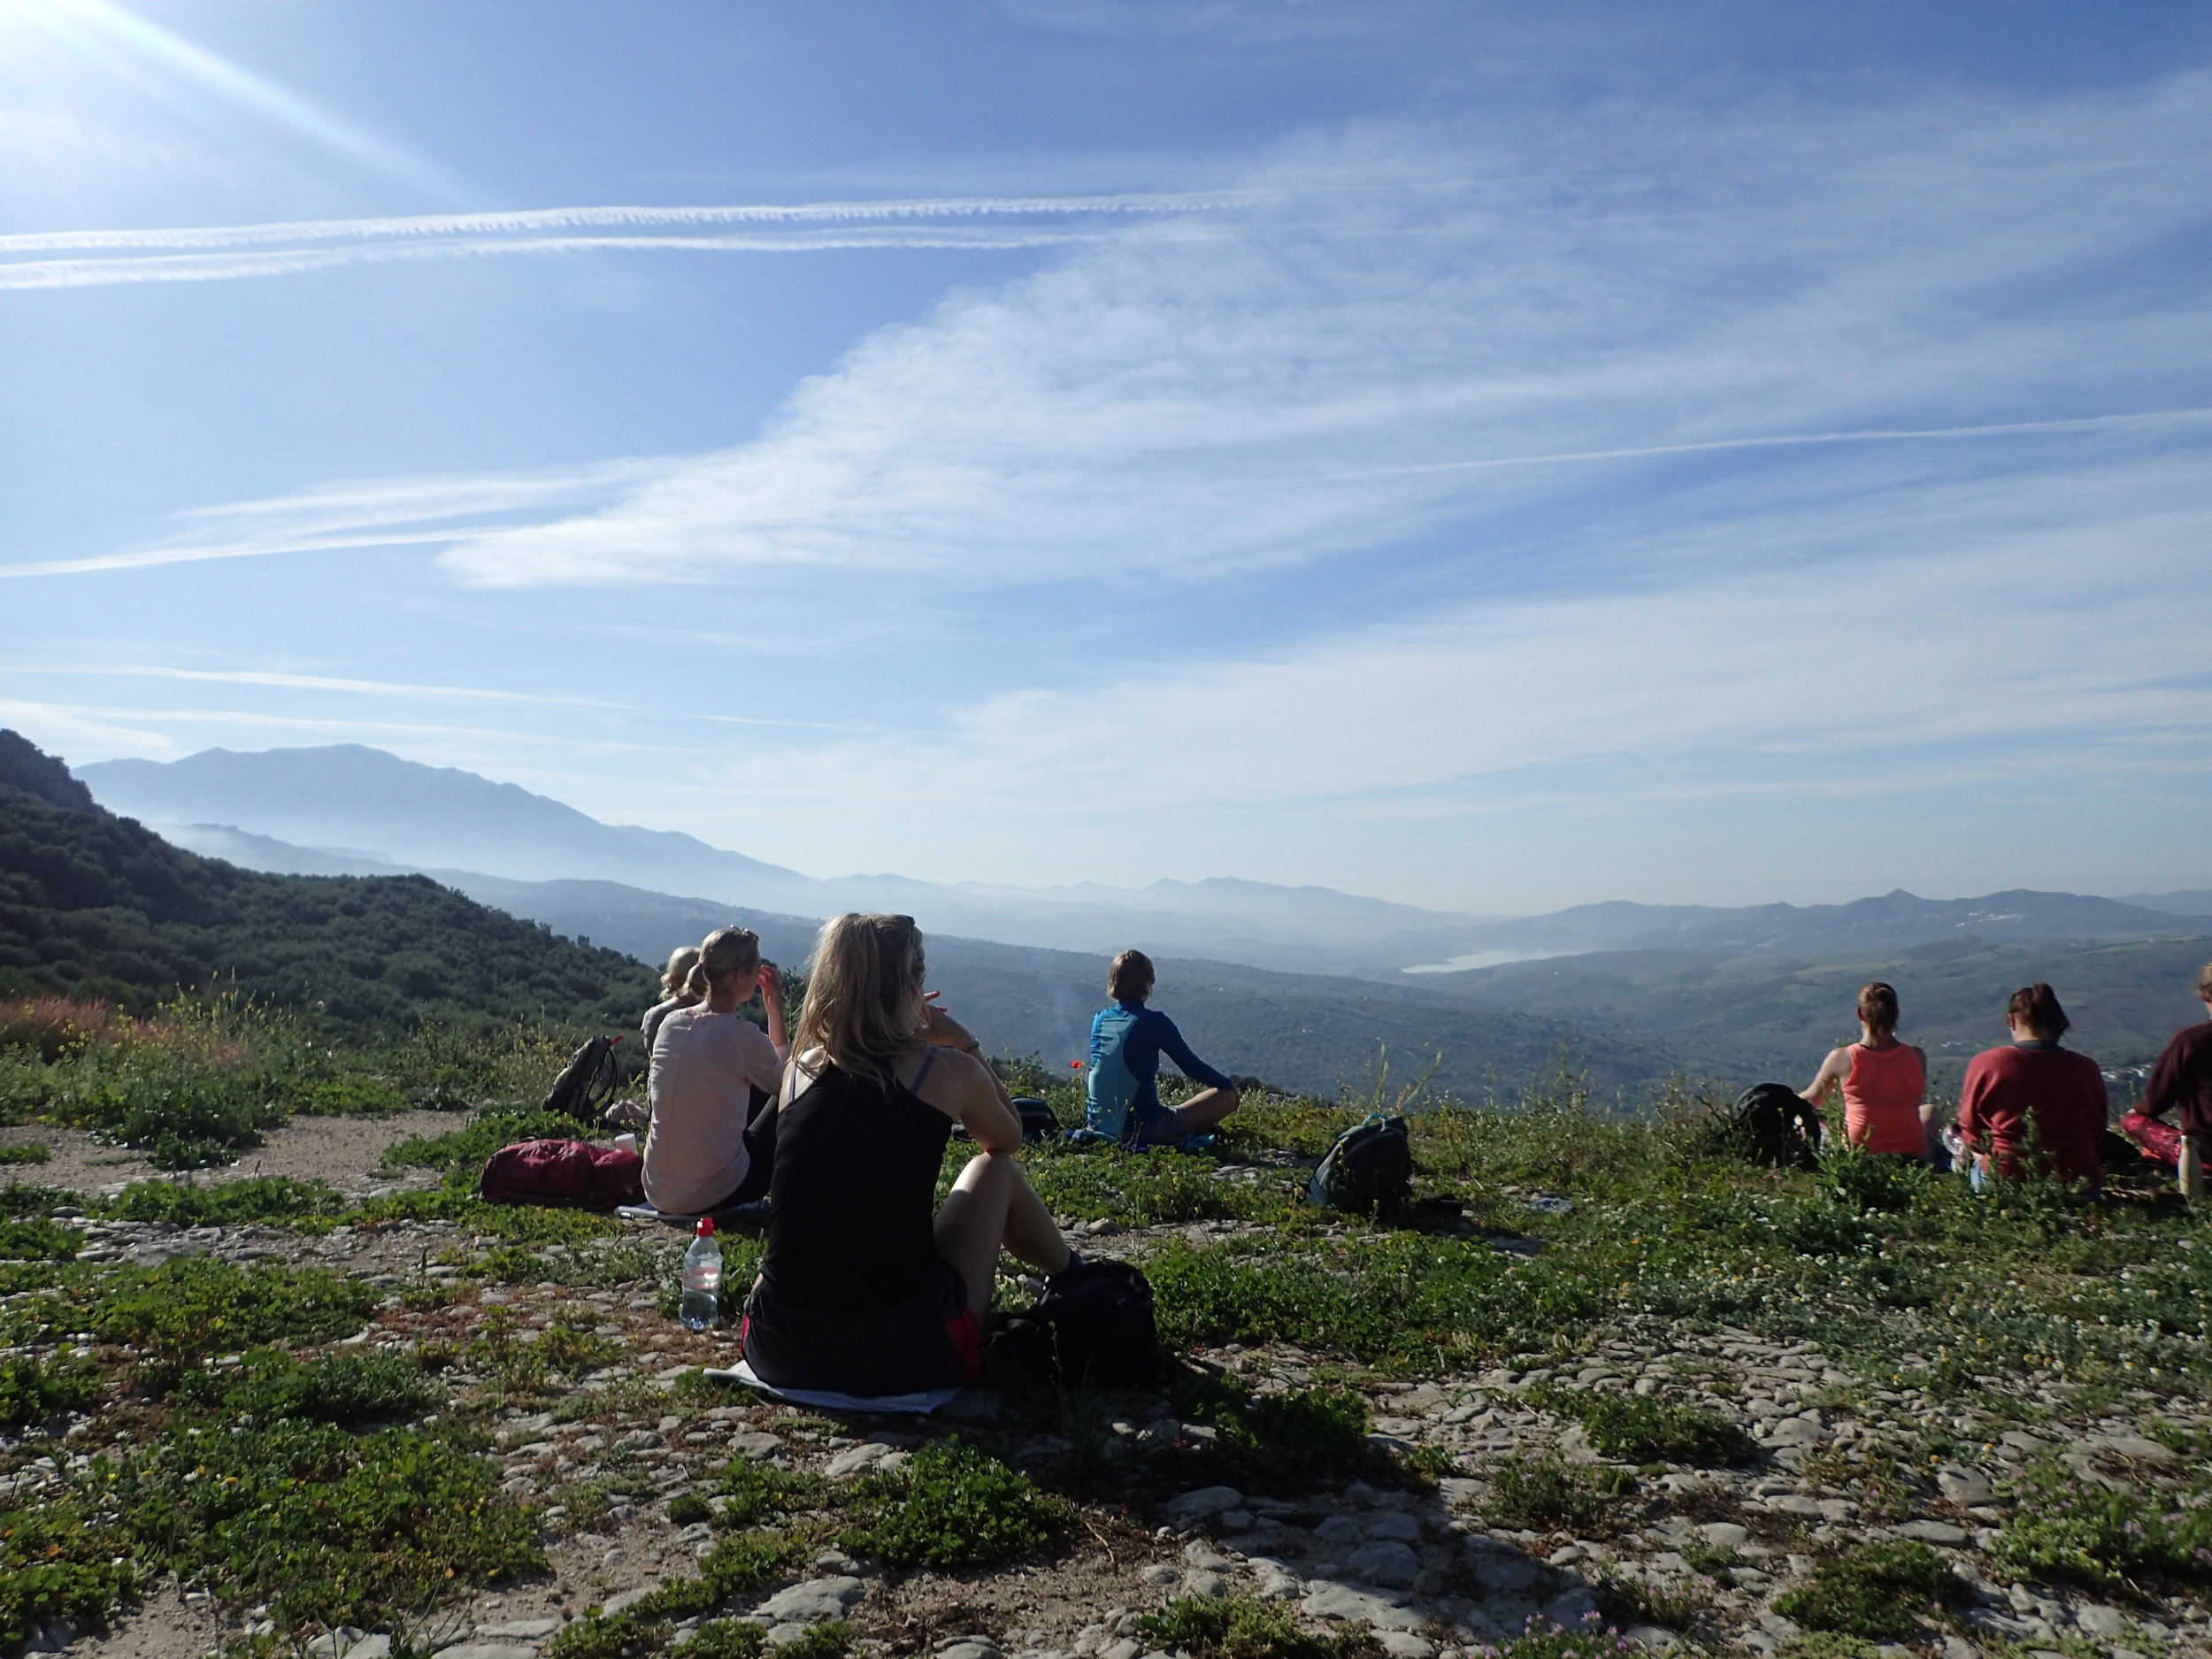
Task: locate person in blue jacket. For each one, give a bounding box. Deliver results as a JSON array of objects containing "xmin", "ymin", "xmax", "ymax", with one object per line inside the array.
[{"xmin": 1087, "ymin": 949, "xmax": 1242, "ymax": 1145}]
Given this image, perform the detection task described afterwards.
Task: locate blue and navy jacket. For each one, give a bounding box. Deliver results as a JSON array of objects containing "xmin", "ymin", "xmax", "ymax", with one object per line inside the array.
[{"xmin": 1085, "ymin": 1000, "xmax": 1234, "ymax": 1141}]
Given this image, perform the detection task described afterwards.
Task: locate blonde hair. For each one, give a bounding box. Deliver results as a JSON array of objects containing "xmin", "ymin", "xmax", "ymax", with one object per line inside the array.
[
  {"xmin": 1109, "ymin": 949, "xmax": 1155, "ymax": 1002},
  {"xmin": 686, "ymin": 926, "xmax": 761, "ymax": 998},
  {"xmin": 662, "ymin": 945, "xmax": 702, "ymax": 1000},
  {"xmin": 2196, "ymin": 962, "xmax": 2212, "ymax": 1000},
  {"xmin": 793, "ymin": 913, "xmax": 926, "ymax": 1084}
]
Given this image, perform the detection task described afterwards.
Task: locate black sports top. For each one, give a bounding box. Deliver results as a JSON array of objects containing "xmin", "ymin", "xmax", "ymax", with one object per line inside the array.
[{"xmin": 757, "ymin": 1051, "xmax": 953, "ymax": 1311}]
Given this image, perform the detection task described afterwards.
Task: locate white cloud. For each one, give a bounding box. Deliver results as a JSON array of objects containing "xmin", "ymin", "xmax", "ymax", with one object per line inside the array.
[
  {"xmin": 735, "ymin": 457, "xmax": 2212, "ymax": 824},
  {"xmin": 406, "ymin": 73, "xmax": 2212, "ymax": 590}
]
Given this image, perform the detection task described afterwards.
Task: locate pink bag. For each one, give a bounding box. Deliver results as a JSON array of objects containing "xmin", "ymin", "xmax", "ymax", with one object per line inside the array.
[{"xmin": 476, "ymin": 1139, "xmax": 643, "ymax": 1210}]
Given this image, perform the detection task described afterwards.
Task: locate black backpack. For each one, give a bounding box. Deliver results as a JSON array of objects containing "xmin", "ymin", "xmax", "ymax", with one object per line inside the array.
[
  {"xmin": 988, "ymin": 1259, "xmax": 1166, "ymax": 1387},
  {"xmin": 1733, "ymin": 1082, "xmax": 1821, "ymax": 1169},
  {"xmin": 1307, "ymin": 1113, "xmax": 1413, "ymax": 1218},
  {"xmin": 541, "ymin": 1035, "xmax": 622, "ymax": 1125}
]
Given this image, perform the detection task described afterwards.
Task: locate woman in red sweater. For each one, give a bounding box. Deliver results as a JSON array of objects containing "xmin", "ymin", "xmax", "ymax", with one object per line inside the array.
[{"xmin": 1957, "ymin": 982, "xmax": 2108, "ymax": 1189}]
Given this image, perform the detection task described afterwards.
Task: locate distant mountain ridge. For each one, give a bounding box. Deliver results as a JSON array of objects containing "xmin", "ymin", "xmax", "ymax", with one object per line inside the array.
[{"xmin": 77, "ymin": 744, "xmax": 1498, "ymax": 973}]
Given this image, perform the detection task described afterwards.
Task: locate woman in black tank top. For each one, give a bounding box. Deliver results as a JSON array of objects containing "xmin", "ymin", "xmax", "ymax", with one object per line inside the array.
[{"xmin": 740, "ymin": 913, "xmax": 1073, "ymax": 1395}]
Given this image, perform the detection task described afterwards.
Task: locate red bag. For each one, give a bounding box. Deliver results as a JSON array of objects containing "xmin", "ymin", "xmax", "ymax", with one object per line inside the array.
[
  {"xmin": 476, "ymin": 1139, "xmax": 642, "ymax": 1210},
  {"xmin": 2122, "ymin": 1111, "xmax": 2185, "ymax": 1171}
]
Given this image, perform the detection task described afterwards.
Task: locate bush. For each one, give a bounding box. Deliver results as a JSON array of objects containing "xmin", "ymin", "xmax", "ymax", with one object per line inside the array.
[
  {"xmin": 682, "ymin": 1620, "xmax": 768, "ymax": 1659},
  {"xmin": 1482, "ymin": 1453, "xmax": 1636, "ymax": 1533},
  {"xmin": 713, "ymin": 1459, "xmax": 821, "ymax": 1527},
  {"xmin": 1530, "ymin": 1386, "xmax": 1756, "ymax": 1466},
  {"xmin": 1771, "ymin": 1540, "xmax": 1954, "ymax": 1640},
  {"xmin": 1137, "ymin": 1595, "xmax": 1377, "ymax": 1659},
  {"xmin": 0, "ymin": 1143, "xmax": 50, "ymax": 1164},
  {"xmin": 840, "ymin": 1441, "xmax": 1066, "ymax": 1568},
  {"xmin": 1168, "ymin": 1375, "xmax": 1386, "ymax": 1492},
  {"xmin": 1474, "ymin": 1618, "xmax": 1640, "ymax": 1659}
]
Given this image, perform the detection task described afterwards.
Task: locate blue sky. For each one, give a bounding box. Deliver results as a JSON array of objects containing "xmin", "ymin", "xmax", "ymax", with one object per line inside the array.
[{"xmin": 4, "ymin": 1, "xmax": 2210, "ymax": 913}]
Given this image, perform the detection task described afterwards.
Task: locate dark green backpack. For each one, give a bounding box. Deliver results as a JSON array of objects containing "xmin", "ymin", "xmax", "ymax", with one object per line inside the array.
[{"xmin": 1307, "ymin": 1113, "xmax": 1413, "ymax": 1218}]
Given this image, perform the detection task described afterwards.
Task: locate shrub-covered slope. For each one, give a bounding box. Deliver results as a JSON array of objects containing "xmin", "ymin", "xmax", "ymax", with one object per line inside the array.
[{"xmin": 0, "ymin": 732, "xmax": 654, "ymax": 1035}]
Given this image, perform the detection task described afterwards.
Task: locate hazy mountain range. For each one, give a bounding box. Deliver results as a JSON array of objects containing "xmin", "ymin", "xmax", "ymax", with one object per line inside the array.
[{"xmin": 75, "ymin": 742, "xmax": 2212, "ymax": 1095}]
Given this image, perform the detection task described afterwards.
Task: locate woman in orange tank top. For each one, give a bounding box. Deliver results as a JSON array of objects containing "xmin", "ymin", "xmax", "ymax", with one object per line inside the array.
[{"xmin": 1800, "ymin": 981, "xmax": 1932, "ymax": 1159}]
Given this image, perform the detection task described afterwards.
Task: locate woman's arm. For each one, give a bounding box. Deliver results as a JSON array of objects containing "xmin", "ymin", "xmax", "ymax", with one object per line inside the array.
[
  {"xmin": 915, "ymin": 1001, "xmax": 1024, "ymax": 1152},
  {"xmin": 1801, "ymin": 1047, "xmax": 1847, "ymax": 1106},
  {"xmin": 757, "ymin": 962, "xmax": 788, "ymax": 1057},
  {"xmin": 1156, "ymin": 1011, "xmax": 1236, "ymax": 1093}
]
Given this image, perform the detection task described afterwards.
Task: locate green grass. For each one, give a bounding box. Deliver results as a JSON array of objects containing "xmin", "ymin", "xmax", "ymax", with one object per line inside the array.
[
  {"xmin": 0, "ymin": 1215, "xmax": 80, "ymax": 1260},
  {"xmin": 0, "ymin": 1141, "xmax": 49, "ymax": 1164},
  {"xmin": 1136, "ymin": 1595, "xmax": 1379, "ymax": 1659},
  {"xmin": 839, "ymin": 1440, "xmax": 1067, "ymax": 1569},
  {"xmin": 1164, "ymin": 1374, "xmax": 1394, "ymax": 1493},
  {"xmin": 1770, "ymin": 1540, "xmax": 1955, "ymax": 1640}
]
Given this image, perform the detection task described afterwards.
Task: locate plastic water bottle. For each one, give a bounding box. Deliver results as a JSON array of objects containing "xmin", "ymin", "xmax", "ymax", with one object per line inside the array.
[
  {"xmin": 680, "ymin": 1217, "xmax": 723, "ymax": 1331},
  {"xmin": 2183, "ymin": 1136, "xmax": 2206, "ymax": 1205}
]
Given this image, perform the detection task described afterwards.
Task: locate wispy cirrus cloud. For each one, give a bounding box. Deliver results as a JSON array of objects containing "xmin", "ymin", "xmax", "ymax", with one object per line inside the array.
[{"xmin": 0, "ymin": 189, "xmax": 1252, "ymax": 290}]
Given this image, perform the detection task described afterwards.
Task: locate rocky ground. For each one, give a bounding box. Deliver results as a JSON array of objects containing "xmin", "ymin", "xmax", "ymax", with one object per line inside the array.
[{"xmin": 8, "ymin": 1186, "xmax": 2203, "ymax": 1659}]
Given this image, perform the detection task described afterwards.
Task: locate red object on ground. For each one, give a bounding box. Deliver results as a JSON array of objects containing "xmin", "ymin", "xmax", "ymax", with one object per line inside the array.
[
  {"xmin": 476, "ymin": 1139, "xmax": 644, "ymax": 1209},
  {"xmin": 2122, "ymin": 1110, "xmax": 2185, "ymax": 1170}
]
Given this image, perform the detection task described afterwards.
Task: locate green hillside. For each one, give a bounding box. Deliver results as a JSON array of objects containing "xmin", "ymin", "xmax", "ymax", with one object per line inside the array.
[{"xmin": 0, "ymin": 732, "xmax": 654, "ymax": 1037}]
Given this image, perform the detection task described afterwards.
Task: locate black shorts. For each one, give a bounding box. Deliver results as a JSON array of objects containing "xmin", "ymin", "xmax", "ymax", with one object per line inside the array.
[{"xmin": 741, "ymin": 1257, "xmax": 981, "ymax": 1396}]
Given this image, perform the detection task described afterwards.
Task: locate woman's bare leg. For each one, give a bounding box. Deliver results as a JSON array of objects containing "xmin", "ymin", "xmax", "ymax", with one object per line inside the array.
[
  {"xmin": 935, "ymin": 1151, "xmax": 1071, "ymax": 1315},
  {"xmin": 1176, "ymin": 1086, "xmax": 1241, "ymax": 1135}
]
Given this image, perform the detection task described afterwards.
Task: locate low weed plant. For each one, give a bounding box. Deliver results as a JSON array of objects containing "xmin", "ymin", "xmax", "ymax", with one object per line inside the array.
[
  {"xmin": 1528, "ymin": 1386, "xmax": 1756, "ymax": 1466},
  {"xmin": 1591, "ymin": 1570, "xmax": 1711, "ymax": 1629},
  {"xmin": 1171, "ymin": 1374, "xmax": 1386, "ymax": 1491},
  {"xmin": 0, "ymin": 1351, "xmax": 101, "ymax": 1428},
  {"xmin": 0, "ymin": 1215, "xmax": 80, "ymax": 1260},
  {"xmin": 105, "ymin": 1417, "xmax": 545, "ymax": 1632},
  {"xmin": 104, "ymin": 1175, "xmax": 349, "ymax": 1227},
  {"xmin": 840, "ymin": 1440, "xmax": 1066, "ymax": 1569},
  {"xmin": 1136, "ymin": 1594, "xmax": 1378, "ymax": 1659},
  {"xmin": 1770, "ymin": 1540, "xmax": 1955, "ymax": 1640},
  {"xmin": 1482, "ymin": 1453, "xmax": 1636, "ymax": 1533},
  {"xmin": 0, "ymin": 1142, "xmax": 50, "ymax": 1164},
  {"xmin": 1987, "ymin": 1463, "xmax": 2212, "ymax": 1588},
  {"xmin": 0, "ymin": 1494, "xmax": 140, "ymax": 1650},
  {"xmin": 714, "ymin": 1457, "xmax": 822, "ymax": 1527},
  {"xmin": 88, "ymin": 1256, "xmax": 378, "ymax": 1376},
  {"xmin": 1471, "ymin": 1616, "xmax": 1640, "ymax": 1659},
  {"xmin": 171, "ymin": 1347, "xmax": 439, "ymax": 1424}
]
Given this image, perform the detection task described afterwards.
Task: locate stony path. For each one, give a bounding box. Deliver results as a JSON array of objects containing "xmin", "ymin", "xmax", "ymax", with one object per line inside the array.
[{"xmin": 12, "ymin": 1210, "xmax": 2212, "ymax": 1659}]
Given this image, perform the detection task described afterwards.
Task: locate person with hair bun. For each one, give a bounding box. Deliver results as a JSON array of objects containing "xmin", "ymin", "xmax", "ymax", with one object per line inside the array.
[
  {"xmin": 642, "ymin": 927, "xmax": 787, "ymax": 1217},
  {"xmin": 1085, "ymin": 949, "xmax": 1241, "ymax": 1145},
  {"xmin": 740, "ymin": 913, "xmax": 1076, "ymax": 1395},
  {"xmin": 641, "ymin": 944, "xmax": 704, "ymax": 1054},
  {"xmin": 1799, "ymin": 982, "xmax": 1931, "ymax": 1159},
  {"xmin": 1957, "ymin": 982, "xmax": 2108, "ymax": 1188}
]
